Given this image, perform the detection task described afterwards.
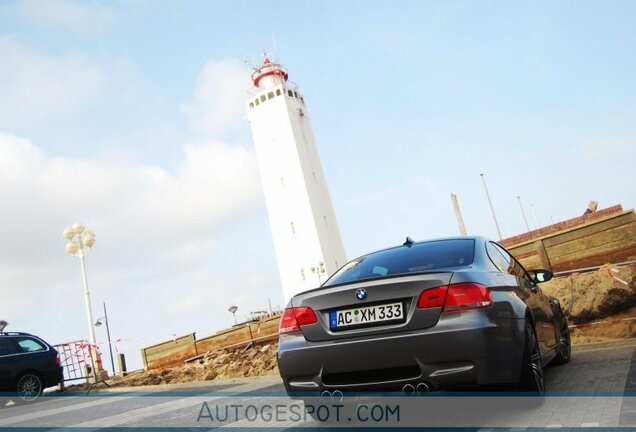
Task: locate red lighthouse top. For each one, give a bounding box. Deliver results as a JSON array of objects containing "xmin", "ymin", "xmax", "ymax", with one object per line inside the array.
[{"xmin": 251, "ymin": 55, "xmax": 289, "ymax": 88}]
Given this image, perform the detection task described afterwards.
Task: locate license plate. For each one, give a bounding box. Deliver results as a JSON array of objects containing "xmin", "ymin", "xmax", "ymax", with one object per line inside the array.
[{"xmin": 329, "ymin": 302, "xmax": 404, "ymax": 330}]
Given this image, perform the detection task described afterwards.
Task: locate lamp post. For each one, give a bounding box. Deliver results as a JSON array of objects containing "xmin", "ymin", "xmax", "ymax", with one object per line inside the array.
[
  {"xmin": 530, "ymin": 204, "xmax": 539, "ymax": 229},
  {"xmin": 95, "ymin": 302, "xmax": 115, "ymax": 376},
  {"xmin": 228, "ymin": 305, "xmax": 238, "ymax": 325},
  {"xmin": 480, "ymin": 174, "xmax": 502, "ymax": 240},
  {"xmin": 64, "ymin": 222, "xmax": 98, "ymax": 377},
  {"xmin": 517, "ymin": 196, "xmax": 531, "ymax": 232},
  {"xmin": 311, "ymin": 261, "xmax": 326, "ymax": 285}
]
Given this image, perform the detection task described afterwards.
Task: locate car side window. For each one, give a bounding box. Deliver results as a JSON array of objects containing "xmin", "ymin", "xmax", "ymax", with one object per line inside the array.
[
  {"xmin": 491, "ymin": 243, "xmax": 533, "ymax": 283},
  {"xmin": 16, "ymin": 337, "xmax": 46, "ymax": 352},
  {"xmin": 486, "ymin": 242, "xmax": 512, "ymax": 274},
  {"xmin": 0, "ymin": 338, "xmax": 14, "ymax": 356},
  {"xmin": 0, "ymin": 337, "xmax": 23, "ymax": 355}
]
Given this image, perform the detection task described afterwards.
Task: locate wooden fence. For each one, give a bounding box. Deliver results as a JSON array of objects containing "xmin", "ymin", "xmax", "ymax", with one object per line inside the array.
[
  {"xmin": 141, "ymin": 315, "xmax": 280, "ymax": 370},
  {"xmin": 501, "ymin": 206, "xmax": 636, "ymax": 272}
]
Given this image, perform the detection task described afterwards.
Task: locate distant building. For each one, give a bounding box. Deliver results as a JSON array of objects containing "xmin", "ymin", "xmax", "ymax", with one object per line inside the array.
[{"xmin": 247, "ymin": 56, "xmax": 346, "ymax": 301}]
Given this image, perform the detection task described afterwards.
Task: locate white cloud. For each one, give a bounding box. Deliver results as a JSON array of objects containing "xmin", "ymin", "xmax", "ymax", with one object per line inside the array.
[
  {"xmin": 180, "ymin": 59, "xmax": 252, "ymax": 136},
  {"xmin": 0, "ymin": 130, "xmax": 272, "ymax": 360},
  {"xmin": 0, "ymin": 56, "xmax": 283, "ymax": 370},
  {"xmin": 12, "ymin": 0, "xmax": 117, "ymax": 34},
  {"xmin": 0, "ymin": 37, "xmax": 103, "ymax": 128},
  {"xmin": 0, "ymin": 131, "xmax": 260, "ymax": 263}
]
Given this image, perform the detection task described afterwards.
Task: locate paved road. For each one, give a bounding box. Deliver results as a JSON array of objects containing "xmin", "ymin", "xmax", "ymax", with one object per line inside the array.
[{"xmin": 3, "ymin": 339, "xmax": 636, "ymax": 429}]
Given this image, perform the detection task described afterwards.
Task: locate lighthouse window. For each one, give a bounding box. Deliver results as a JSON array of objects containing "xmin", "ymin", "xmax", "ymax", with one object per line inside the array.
[
  {"xmin": 267, "ymin": 92, "xmax": 274, "ymax": 99},
  {"xmin": 300, "ymin": 268, "xmax": 306, "ymax": 281},
  {"xmin": 290, "ymin": 221, "xmax": 296, "ymax": 234},
  {"xmin": 260, "ymin": 95, "xmax": 266, "ymax": 102},
  {"xmin": 300, "ymin": 97, "xmax": 305, "ymax": 104},
  {"xmin": 293, "ymin": 91, "xmax": 298, "ymax": 98},
  {"xmin": 287, "ymin": 90, "xmax": 293, "ymax": 97},
  {"xmin": 276, "ymin": 89, "xmax": 281, "ymax": 96},
  {"xmin": 249, "ymin": 102, "xmax": 254, "ymax": 109},
  {"xmin": 255, "ymin": 99, "xmax": 260, "ymax": 106}
]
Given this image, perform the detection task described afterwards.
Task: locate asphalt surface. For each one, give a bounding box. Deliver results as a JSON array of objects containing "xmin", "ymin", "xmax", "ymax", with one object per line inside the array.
[{"xmin": 2, "ymin": 339, "xmax": 636, "ymax": 429}]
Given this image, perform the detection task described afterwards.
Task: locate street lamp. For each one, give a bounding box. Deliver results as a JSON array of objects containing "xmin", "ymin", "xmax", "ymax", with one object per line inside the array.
[
  {"xmin": 480, "ymin": 174, "xmax": 503, "ymax": 240},
  {"xmin": 311, "ymin": 261, "xmax": 326, "ymax": 284},
  {"xmin": 228, "ymin": 305, "xmax": 238, "ymax": 325},
  {"xmin": 64, "ymin": 222, "xmax": 98, "ymax": 377},
  {"xmin": 517, "ymin": 196, "xmax": 531, "ymax": 232},
  {"xmin": 95, "ymin": 302, "xmax": 115, "ymax": 376}
]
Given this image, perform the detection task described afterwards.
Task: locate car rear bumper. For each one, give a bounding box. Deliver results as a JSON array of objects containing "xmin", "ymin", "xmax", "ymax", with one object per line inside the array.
[
  {"xmin": 42, "ymin": 366, "xmax": 64, "ymax": 388},
  {"xmin": 277, "ymin": 311, "xmax": 526, "ymax": 393}
]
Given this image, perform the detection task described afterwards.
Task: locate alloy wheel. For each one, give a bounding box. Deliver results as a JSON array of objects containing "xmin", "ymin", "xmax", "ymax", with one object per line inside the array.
[
  {"xmin": 526, "ymin": 322, "xmax": 545, "ymax": 394},
  {"xmin": 553, "ymin": 311, "xmax": 571, "ymax": 364},
  {"xmin": 16, "ymin": 374, "xmax": 42, "ymax": 402}
]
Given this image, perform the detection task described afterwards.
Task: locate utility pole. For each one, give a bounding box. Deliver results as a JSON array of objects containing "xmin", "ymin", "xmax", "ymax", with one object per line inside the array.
[
  {"xmin": 450, "ymin": 193, "xmax": 467, "ymax": 235},
  {"xmin": 480, "ymin": 174, "xmax": 502, "ymax": 240},
  {"xmin": 517, "ymin": 196, "xmax": 531, "ymax": 232}
]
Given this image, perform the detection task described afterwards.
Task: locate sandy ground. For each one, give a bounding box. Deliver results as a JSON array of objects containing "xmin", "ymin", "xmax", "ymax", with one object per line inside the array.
[
  {"xmin": 542, "ymin": 263, "xmax": 636, "ymax": 323},
  {"xmin": 94, "ymin": 343, "xmax": 279, "ymax": 388},
  {"xmin": 541, "ymin": 263, "xmax": 636, "ymax": 344},
  {"xmin": 66, "ymin": 265, "xmax": 636, "ymax": 389}
]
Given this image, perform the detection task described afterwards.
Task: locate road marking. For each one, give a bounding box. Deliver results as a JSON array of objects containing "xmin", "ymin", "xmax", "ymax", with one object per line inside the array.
[
  {"xmin": 70, "ymin": 381, "xmax": 259, "ymax": 428},
  {"xmin": 0, "ymin": 396, "xmax": 133, "ymax": 427}
]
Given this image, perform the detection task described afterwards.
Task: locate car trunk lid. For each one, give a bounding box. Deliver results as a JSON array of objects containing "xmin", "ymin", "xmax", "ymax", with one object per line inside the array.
[{"xmin": 290, "ymin": 272, "xmax": 453, "ymax": 342}]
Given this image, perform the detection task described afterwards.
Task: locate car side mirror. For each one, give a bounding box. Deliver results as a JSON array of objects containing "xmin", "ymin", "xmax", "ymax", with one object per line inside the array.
[{"xmin": 530, "ymin": 269, "xmax": 553, "ymax": 284}]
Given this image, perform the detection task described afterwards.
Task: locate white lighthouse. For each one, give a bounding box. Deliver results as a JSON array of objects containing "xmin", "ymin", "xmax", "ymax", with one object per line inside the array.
[{"xmin": 247, "ymin": 56, "xmax": 347, "ymax": 302}]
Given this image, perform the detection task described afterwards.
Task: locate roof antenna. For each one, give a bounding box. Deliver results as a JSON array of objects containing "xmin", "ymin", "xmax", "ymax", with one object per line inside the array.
[
  {"xmin": 403, "ymin": 236, "xmax": 414, "ymax": 247},
  {"xmin": 0, "ymin": 320, "xmax": 7, "ymax": 333}
]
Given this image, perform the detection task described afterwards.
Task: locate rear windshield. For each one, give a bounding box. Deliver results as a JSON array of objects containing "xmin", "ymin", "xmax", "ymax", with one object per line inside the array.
[{"xmin": 323, "ymin": 239, "xmax": 475, "ymax": 287}]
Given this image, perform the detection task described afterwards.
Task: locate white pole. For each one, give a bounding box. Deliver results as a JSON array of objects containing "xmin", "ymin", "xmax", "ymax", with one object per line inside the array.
[
  {"xmin": 79, "ymin": 249, "xmax": 97, "ymax": 349},
  {"xmin": 530, "ymin": 204, "xmax": 539, "ymax": 229},
  {"xmin": 480, "ymin": 174, "xmax": 502, "ymax": 240},
  {"xmin": 517, "ymin": 196, "xmax": 531, "ymax": 232}
]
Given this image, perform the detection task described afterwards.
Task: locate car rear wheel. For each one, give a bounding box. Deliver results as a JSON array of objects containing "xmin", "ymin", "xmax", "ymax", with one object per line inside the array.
[
  {"xmin": 518, "ymin": 321, "xmax": 545, "ymax": 394},
  {"xmin": 15, "ymin": 372, "xmax": 43, "ymax": 403},
  {"xmin": 552, "ymin": 309, "xmax": 571, "ymax": 365}
]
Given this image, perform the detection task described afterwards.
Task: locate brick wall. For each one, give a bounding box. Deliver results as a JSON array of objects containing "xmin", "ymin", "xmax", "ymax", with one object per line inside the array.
[{"xmin": 501, "ymin": 205, "xmax": 624, "ymax": 248}]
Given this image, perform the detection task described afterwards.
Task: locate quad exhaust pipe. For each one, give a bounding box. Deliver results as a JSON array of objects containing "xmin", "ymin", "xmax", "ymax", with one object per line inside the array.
[
  {"xmin": 416, "ymin": 382, "xmax": 430, "ymax": 393},
  {"xmin": 320, "ymin": 389, "xmax": 344, "ymax": 401},
  {"xmin": 403, "ymin": 382, "xmax": 430, "ymax": 395}
]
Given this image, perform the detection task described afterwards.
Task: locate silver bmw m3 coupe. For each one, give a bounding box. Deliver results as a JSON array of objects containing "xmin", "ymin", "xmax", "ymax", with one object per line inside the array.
[{"xmin": 277, "ymin": 236, "xmax": 570, "ymax": 395}]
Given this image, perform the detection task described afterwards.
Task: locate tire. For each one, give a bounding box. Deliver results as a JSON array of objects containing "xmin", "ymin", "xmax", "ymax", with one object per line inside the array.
[
  {"xmin": 518, "ymin": 320, "xmax": 545, "ymax": 394},
  {"xmin": 15, "ymin": 372, "xmax": 43, "ymax": 403},
  {"xmin": 552, "ymin": 308, "xmax": 571, "ymax": 365}
]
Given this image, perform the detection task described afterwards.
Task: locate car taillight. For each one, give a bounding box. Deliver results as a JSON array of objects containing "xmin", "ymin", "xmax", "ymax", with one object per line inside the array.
[
  {"xmin": 56, "ymin": 353, "xmax": 61, "ymax": 366},
  {"xmin": 279, "ymin": 307, "xmax": 318, "ymax": 334},
  {"xmin": 417, "ymin": 286, "xmax": 448, "ymax": 309},
  {"xmin": 443, "ymin": 283, "xmax": 492, "ymax": 312}
]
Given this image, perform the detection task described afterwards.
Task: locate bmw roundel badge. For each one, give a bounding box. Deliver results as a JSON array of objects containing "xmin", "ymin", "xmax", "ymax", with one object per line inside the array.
[{"xmin": 355, "ymin": 288, "xmax": 367, "ymax": 300}]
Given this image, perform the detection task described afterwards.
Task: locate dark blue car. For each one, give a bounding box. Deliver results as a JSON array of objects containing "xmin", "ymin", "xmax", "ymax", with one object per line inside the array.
[{"xmin": 0, "ymin": 332, "xmax": 63, "ymax": 402}]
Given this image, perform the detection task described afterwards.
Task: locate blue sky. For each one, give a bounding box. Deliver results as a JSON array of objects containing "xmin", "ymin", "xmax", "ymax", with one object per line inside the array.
[{"xmin": 0, "ymin": 0, "xmax": 634, "ymax": 371}]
